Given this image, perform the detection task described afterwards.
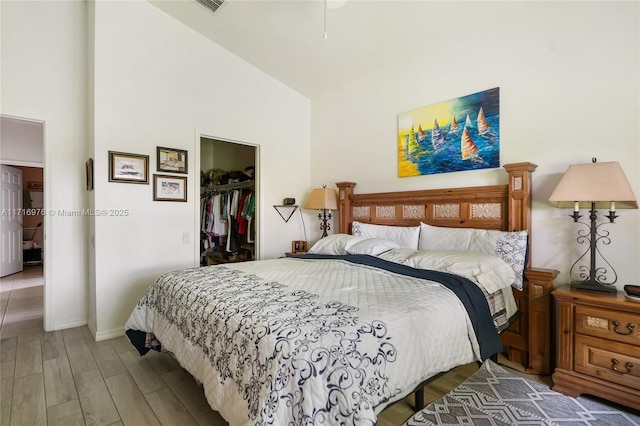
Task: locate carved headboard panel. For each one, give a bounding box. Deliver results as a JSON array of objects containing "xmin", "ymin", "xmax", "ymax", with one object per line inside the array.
[{"xmin": 337, "ymin": 162, "xmax": 537, "ymax": 267}]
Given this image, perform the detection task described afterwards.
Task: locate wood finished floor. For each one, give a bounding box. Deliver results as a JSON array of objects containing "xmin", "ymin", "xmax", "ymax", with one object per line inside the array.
[{"xmin": 0, "ymin": 266, "xmax": 550, "ymax": 425}]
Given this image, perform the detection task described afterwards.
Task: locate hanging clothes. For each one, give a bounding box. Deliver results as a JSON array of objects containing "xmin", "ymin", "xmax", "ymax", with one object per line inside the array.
[
  {"xmin": 200, "ymin": 180, "xmax": 255, "ymax": 257},
  {"xmin": 237, "ymin": 191, "xmax": 251, "ymax": 236},
  {"xmin": 246, "ymin": 192, "xmax": 256, "ymax": 243},
  {"xmin": 211, "ymin": 194, "xmax": 227, "ymax": 236}
]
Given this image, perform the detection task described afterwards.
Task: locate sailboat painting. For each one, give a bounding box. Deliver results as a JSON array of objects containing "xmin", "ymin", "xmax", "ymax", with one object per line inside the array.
[{"xmin": 397, "ymin": 87, "xmax": 500, "ymax": 177}]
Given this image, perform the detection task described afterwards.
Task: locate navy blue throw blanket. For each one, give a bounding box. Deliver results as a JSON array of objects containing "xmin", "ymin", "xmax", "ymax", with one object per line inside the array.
[{"xmin": 295, "ymin": 253, "xmax": 503, "ymax": 361}]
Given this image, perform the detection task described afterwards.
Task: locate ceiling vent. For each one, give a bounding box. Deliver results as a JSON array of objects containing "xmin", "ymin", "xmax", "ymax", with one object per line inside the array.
[{"xmin": 195, "ymin": 0, "xmax": 225, "ymax": 15}]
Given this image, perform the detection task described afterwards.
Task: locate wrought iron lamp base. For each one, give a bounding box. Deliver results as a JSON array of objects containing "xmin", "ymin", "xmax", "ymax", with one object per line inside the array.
[
  {"xmin": 317, "ymin": 209, "xmax": 332, "ymax": 238},
  {"xmin": 567, "ymin": 202, "xmax": 620, "ymax": 293},
  {"xmin": 571, "ymin": 279, "xmax": 617, "ymax": 293}
]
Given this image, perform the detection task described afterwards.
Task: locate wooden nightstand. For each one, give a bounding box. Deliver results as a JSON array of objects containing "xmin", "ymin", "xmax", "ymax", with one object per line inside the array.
[
  {"xmin": 552, "ymin": 285, "xmax": 640, "ymax": 410},
  {"xmin": 285, "ymin": 252, "xmax": 307, "ymax": 257}
]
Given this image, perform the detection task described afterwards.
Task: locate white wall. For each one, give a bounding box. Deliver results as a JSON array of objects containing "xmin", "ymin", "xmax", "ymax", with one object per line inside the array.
[
  {"xmin": 0, "ymin": 116, "xmax": 44, "ymax": 165},
  {"xmin": 311, "ymin": 1, "xmax": 640, "ymax": 289},
  {"xmin": 1, "ymin": 0, "xmax": 89, "ymax": 330},
  {"xmin": 91, "ymin": 1, "xmax": 311, "ymax": 338}
]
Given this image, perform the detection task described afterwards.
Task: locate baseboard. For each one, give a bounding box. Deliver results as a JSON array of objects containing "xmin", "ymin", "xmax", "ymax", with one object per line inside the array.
[
  {"xmin": 49, "ymin": 319, "xmax": 87, "ymax": 331},
  {"xmin": 94, "ymin": 326, "xmax": 125, "ymax": 342},
  {"xmin": 50, "ymin": 319, "xmax": 124, "ymax": 342},
  {"xmin": 86, "ymin": 319, "xmax": 97, "ymax": 340}
]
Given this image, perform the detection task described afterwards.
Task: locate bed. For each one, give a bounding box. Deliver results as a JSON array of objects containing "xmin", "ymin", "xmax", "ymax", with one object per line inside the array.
[{"xmin": 125, "ymin": 162, "xmax": 558, "ymax": 426}]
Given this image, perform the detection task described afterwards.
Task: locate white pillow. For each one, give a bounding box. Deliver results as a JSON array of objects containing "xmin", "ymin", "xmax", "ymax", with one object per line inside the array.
[
  {"xmin": 418, "ymin": 223, "xmax": 473, "ymax": 251},
  {"xmin": 307, "ymin": 234, "xmax": 364, "ymax": 255},
  {"xmin": 351, "ymin": 221, "xmax": 420, "ymax": 250},
  {"xmin": 346, "ymin": 238, "xmax": 401, "ymax": 256},
  {"xmin": 419, "ymin": 223, "xmax": 528, "ymax": 290},
  {"xmin": 405, "ymin": 250, "xmax": 516, "ymax": 294}
]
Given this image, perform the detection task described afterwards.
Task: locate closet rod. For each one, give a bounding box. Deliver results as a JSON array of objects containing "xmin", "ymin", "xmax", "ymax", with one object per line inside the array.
[{"xmin": 201, "ymin": 180, "xmax": 255, "ymax": 197}]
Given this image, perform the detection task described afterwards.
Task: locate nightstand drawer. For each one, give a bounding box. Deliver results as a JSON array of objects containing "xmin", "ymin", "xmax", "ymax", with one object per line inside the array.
[
  {"xmin": 575, "ymin": 305, "xmax": 640, "ymax": 345},
  {"xmin": 575, "ymin": 334, "xmax": 640, "ymax": 391}
]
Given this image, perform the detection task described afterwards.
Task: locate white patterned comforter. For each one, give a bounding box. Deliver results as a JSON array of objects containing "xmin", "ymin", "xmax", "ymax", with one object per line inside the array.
[{"xmin": 125, "ymin": 256, "xmax": 492, "ymax": 426}]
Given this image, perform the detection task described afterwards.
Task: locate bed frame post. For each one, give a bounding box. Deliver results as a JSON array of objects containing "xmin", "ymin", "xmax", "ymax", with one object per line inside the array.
[
  {"xmin": 502, "ymin": 162, "xmax": 558, "ymax": 375},
  {"xmin": 523, "ymin": 267, "xmax": 559, "ymax": 374},
  {"xmin": 503, "ymin": 162, "xmax": 537, "ymax": 254},
  {"xmin": 336, "ymin": 182, "xmax": 356, "ymax": 234}
]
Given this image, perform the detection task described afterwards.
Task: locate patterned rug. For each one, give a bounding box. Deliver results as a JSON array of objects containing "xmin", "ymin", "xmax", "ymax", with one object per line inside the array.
[{"xmin": 404, "ymin": 360, "xmax": 640, "ymax": 425}]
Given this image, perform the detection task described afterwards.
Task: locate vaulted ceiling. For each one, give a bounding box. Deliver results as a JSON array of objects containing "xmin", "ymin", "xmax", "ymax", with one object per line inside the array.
[{"xmin": 150, "ymin": 0, "xmax": 488, "ymax": 100}]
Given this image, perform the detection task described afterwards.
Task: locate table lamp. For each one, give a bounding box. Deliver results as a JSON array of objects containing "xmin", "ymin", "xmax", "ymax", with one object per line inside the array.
[
  {"xmin": 304, "ymin": 185, "xmax": 338, "ymax": 238},
  {"xmin": 549, "ymin": 158, "xmax": 638, "ymax": 292}
]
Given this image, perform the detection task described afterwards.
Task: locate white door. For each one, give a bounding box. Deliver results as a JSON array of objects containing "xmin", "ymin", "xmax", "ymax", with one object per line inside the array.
[{"xmin": 1, "ymin": 164, "xmax": 23, "ymax": 277}]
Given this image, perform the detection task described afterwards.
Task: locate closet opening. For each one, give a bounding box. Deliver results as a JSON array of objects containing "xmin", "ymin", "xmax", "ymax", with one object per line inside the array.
[{"xmin": 199, "ymin": 137, "xmax": 257, "ymax": 266}]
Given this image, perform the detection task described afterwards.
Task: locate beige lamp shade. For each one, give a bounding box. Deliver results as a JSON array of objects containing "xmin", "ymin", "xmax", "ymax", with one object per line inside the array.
[
  {"xmin": 304, "ymin": 187, "xmax": 338, "ymax": 210},
  {"xmin": 549, "ymin": 161, "xmax": 638, "ymax": 209}
]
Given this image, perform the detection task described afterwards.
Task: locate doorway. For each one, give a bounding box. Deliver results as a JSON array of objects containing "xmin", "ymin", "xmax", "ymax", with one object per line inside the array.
[
  {"xmin": 0, "ymin": 115, "xmax": 45, "ymax": 337},
  {"xmin": 1, "ymin": 164, "xmax": 23, "ymax": 277},
  {"xmin": 199, "ymin": 137, "xmax": 257, "ymax": 266}
]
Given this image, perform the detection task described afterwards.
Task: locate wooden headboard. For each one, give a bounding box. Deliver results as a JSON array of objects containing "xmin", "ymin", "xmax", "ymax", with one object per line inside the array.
[{"xmin": 336, "ymin": 162, "xmax": 559, "ymax": 375}]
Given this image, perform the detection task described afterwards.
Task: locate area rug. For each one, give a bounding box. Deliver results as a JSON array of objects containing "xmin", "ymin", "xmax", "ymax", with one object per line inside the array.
[{"xmin": 404, "ymin": 360, "xmax": 640, "ymax": 425}]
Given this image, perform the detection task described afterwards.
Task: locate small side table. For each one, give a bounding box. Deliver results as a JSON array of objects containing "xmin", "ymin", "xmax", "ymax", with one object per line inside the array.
[
  {"xmin": 552, "ymin": 284, "xmax": 640, "ymax": 410},
  {"xmin": 285, "ymin": 252, "xmax": 307, "ymax": 257}
]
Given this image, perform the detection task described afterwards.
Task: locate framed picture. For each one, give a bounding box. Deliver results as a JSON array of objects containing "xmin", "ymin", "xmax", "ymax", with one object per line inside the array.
[
  {"xmin": 397, "ymin": 87, "xmax": 500, "ymax": 177},
  {"xmin": 109, "ymin": 151, "xmax": 149, "ymax": 184},
  {"xmin": 27, "ymin": 182, "xmax": 43, "ymax": 191},
  {"xmin": 291, "ymin": 240, "xmax": 308, "ymax": 253},
  {"xmin": 153, "ymin": 174, "xmax": 187, "ymax": 202},
  {"xmin": 157, "ymin": 146, "xmax": 188, "ymax": 174},
  {"xmin": 86, "ymin": 158, "xmax": 94, "ymax": 191}
]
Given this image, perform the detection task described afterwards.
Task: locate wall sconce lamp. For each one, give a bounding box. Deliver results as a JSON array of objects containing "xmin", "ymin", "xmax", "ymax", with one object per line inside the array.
[
  {"xmin": 304, "ymin": 185, "xmax": 338, "ymax": 238},
  {"xmin": 549, "ymin": 158, "xmax": 638, "ymax": 293}
]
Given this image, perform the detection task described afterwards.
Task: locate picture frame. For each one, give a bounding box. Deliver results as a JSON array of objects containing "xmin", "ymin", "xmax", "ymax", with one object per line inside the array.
[
  {"xmin": 291, "ymin": 240, "xmax": 308, "ymax": 253},
  {"xmin": 27, "ymin": 182, "xmax": 43, "ymax": 191},
  {"xmin": 109, "ymin": 151, "xmax": 149, "ymax": 184},
  {"xmin": 397, "ymin": 87, "xmax": 500, "ymax": 177},
  {"xmin": 153, "ymin": 174, "xmax": 187, "ymax": 202},
  {"xmin": 86, "ymin": 158, "xmax": 94, "ymax": 191},
  {"xmin": 157, "ymin": 146, "xmax": 188, "ymax": 174}
]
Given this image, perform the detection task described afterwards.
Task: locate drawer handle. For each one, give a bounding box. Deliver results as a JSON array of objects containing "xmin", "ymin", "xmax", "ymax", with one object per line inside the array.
[
  {"xmin": 611, "ymin": 358, "xmax": 633, "ymax": 374},
  {"xmin": 612, "ymin": 321, "xmax": 635, "ymax": 335}
]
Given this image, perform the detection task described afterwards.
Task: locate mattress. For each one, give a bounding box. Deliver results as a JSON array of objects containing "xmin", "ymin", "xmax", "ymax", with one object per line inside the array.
[{"xmin": 125, "ymin": 255, "xmax": 504, "ymax": 425}]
